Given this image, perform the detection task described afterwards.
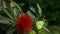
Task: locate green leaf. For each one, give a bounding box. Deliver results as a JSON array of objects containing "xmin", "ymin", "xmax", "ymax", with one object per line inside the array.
[
  {"xmin": 6, "ymin": 25, "xmax": 15, "ymax": 32},
  {"xmin": 10, "ymin": 2, "xmax": 15, "ymax": 7},
  {"xmin": 2, "ymin": 1, "xmax": 13, "ymax": 19},
  {"xmin": 30, "ymin": 7, "xmax": 36, "ymax": 13},
  {"xmin": 2, "ymin": 1, "xmax": 7, "ymax": 8},
  {"xmin": 19, "ymin": 3, "xmax": 25, "ymax": 8},
  {"xmin": 27, "ymin": 10, "xmax": 36, "ymax": 21},
  {"xmin": 13, "ymin": 7, "xmax": 20, "ymax": 19},
  {"xmin": 36, "ymin": 3, "xmax": 42, "ymax": 17},
  {"xmin": 6, "ymin": 28, "xmax": 16, "ymax": 34},
  {"xmin": 10, "ymin": 2, "xmax": 20, "ymax": 19},
  {"xmin": 13, "ymin": 1, "xmax": 23, "ymax": 12},
  {"xmin": 0, "ymin": 15, "xmax": 13, "ymax": 24},
  {"xmin": 13, "ymin": 8, "xmax": 18, "ymax": 17},
  {"xmin": 3, "ymin": 9, "xmax": 13, "ymax": 19},
  {"xmin": 0, "ymin": 5, "xmax": 2, "ymax": 10},
  {"xmin": 42, "ymin": 26, "xmax": 50, "ymax": 32},
  {"xmin": 36, "ymin": 21, "xmax": 44, "ymax": 29},
  {"xmin": 13, "ymin": 8, "xmax": 18, "ymax": 19}
]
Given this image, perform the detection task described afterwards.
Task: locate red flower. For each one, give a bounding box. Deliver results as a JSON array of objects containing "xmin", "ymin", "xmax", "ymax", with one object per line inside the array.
[{"xmin": 15, "ymin": 13, "xmax": 32, "ymax": 32}]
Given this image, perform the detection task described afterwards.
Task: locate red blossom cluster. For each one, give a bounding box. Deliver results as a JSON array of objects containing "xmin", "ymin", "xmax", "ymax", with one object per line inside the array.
[{"xmin": 15, "ymin": 13, "xmax": 32, "ymax": 33}]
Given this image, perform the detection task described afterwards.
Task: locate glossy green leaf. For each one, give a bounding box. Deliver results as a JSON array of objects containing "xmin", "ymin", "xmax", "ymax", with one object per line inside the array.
[{"xmin": 36, "ymin": 21, "xmax": 44, "ymax": 29}]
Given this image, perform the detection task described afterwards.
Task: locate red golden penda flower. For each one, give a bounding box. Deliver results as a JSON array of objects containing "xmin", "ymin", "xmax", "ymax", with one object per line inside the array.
[{"xmin": 15, "ymin": 13, "xmax": 32, "ymax": 33}]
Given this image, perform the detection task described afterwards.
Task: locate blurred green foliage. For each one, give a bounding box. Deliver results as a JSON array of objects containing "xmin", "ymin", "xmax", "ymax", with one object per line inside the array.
[
  {"xmin": 15, "ymin": 0, "xmax": 60, "ymax": 25},
  {"xmin": 0, "ymin": 0, "xmax": 60, "ymax": 34}
]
